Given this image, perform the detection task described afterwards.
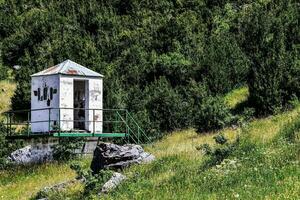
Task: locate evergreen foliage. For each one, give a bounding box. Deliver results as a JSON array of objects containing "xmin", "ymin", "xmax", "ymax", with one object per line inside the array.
[{"xmin": 0, "ymin": 0, "xmax": 299, "ymax": 138}]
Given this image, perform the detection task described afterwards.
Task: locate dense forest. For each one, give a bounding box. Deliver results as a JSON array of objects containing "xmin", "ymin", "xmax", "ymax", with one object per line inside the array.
[{"xmin": 0, "ymin": 0, "xmax": 299, "ymax": 140}]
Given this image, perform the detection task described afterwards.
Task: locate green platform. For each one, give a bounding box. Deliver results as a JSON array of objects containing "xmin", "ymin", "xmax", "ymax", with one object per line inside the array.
[
  {"xmin": 53, "ymin": 133, "xmax": 126, "ymax": 137},
  {"xmin": 4, "ymin": 108, "xmax": 151, "ymax": 144}
]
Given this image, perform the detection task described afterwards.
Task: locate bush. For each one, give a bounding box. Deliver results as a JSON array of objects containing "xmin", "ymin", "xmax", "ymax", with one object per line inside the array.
[
  {"xmin": 204, "ymin": 35, "xmax": 249, "ymax": 95},
  {"xmin": 70, "ymin": 162, "xmax": 113, "ymax": 196},
  {"xmin": 144, "ymin": 77, "xmax": 185, "ymax": 133},
  {"xmin": 11, "ymin": 67, "xmax": 31, "ymax": 110},
  {"xmin": 198, "ymin": 134, "xmax": 238, "ymax": 169},
  {"xmin": 243, "ymin": 2, "xmax": 299, "ymax": 115},
  {"xmin": 52, "ymin": 138, "xmax": 84, "ymax": 161},
  {"xmin": 195, "ymin": 96, "xmax": 233, "ymax": 133},
  {"xmin": 0, "ymin": 121, "xmax": 23, "ymax": 169},
  {"xmin": 0, "ymin": 65, "xmax": 8, "ymax": 80}
]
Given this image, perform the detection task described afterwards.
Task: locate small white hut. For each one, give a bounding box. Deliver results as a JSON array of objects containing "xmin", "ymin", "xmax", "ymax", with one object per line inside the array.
[{"xmin": 30, "ymin": 59, "xmax": 103, "ymax": 133}]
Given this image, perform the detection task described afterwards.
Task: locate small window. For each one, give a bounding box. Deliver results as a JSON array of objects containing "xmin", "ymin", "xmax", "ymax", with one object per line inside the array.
[
  {"xmin": 43, "ymin": 87, "xmax": 47, "ymax": 100},
  {"xmin": 50, "ymin": 87, "xmax": 53, "ymax": 100},
  {"xmin": 37, "ymin": 88, "xmax": 41, "ymax": 101}
]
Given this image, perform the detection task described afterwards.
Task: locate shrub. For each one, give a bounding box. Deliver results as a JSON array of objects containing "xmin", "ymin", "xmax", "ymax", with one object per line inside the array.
[
  {"xmin": 70, "ymin": 162, "xmax": 113, "ymax": 196},
  {"xmin": 0, "ymin": 65, "xmax": 8, "ymax": 80},
  {"xmin": 198, "ymin": 134, "xmax": 238, "ymax": 169},
  {"xmin": 52, "ymin": 138, "xmax": 84, "ymax": 161},
  {"xmin": 144, "ymin": 77, "xmax": 184, "ymax": 133},
  {"xmin": 213, "ymin": 134, "xmax": 227, "ymax": 145},
  {"xmin": 243, "ymin": 2, "xmax": 299, "ymax": 115},
  {"xmin": 11, "ymin": 67, "xmax": 31, "ymax": 110},
  {"xmin": 0, "ymin": 121, "xmax": 23, "ymax": 169},
  {"xmin": 195, "ymin": 96, "xmax": 233, "ymax": 133}
]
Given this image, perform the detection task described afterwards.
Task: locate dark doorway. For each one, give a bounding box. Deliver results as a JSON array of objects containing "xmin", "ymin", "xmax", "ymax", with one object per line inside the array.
[{"xmin": 74, "ymin": 80, "xmax": 86, "ymax": 130}]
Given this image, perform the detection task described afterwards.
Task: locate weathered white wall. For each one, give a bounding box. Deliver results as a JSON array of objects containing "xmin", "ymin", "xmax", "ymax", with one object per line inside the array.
[
  {"xmin": 87, "ymin": 78, "xmax": 103, "ymax": 132},
  {"xmin": 59, "ymin": 75, "xmax": 74, "ymax": 131},
  {"xmin": 59, "ymin": 75, "xmax": 103, "ymax": 132},
  {"xmin": 31, "ymin": 75, "xmax": 59, "ymax": 132},
  {"xmin": 31, "ymin": 74, "xmax": 103, "ymax": 133}
]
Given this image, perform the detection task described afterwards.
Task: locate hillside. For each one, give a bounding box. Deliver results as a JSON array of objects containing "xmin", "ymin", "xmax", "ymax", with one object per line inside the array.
[
  {"xmin": 0, "ymin": 80, "xmax": 16, "ymax": 115},
  {"xmin": 0, "ymin": 87, "xmax": 299, "ymax": 199},
  {"xmin": 0, "ymin": 1, "xmax": 299, "ymax": 199}
]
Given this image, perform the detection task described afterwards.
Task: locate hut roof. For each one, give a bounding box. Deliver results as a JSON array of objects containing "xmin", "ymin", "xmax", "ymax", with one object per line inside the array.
[{"xmin": 31, "ymin": 59, "xmax": 103, "ymax": 77}]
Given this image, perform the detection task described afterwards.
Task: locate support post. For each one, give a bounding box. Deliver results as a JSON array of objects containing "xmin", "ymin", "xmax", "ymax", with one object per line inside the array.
[
  {"xmin": 27, "ymin": 111, "xmax": 30, "ymax": 136},
  {"xmin": 126, "ymin": 110, "xmax": 128, "ymax": 139},
  {"xmin": 9, "ymin": 113, "xmax": 12, "ymax": 136},
  {"xmin": 48, "ymin": 108, "xmax": 51, "ymax": 134},
  {"xmin": 138, "ymin": 127, "xmax": 140, "ymax": 144},
  {"xmin": 93, "ymin": 109, "xmax": 95, "ymax": 137},
  {"xmin": 58, "ymin": 108, "xmax": 61, "ymax": 137},
  {"xmin": 6, "ymin": 113, "xmax": 9, "ymax": 135}
]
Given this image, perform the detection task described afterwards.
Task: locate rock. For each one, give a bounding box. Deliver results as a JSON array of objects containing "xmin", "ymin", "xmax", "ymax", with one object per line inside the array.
[
  {"xmin": 36, "ymin": 179, "xmax": 81, "ymax": 199},
  {"xmin": 91, "ymin": 143, "xmax": 155, "ymax": 173},
  {"xmin": 8, "ymin": 144, "xmax": 53, "ymax": 165},
  {"xmin": 100, "ymin": 172, "xmax": 126, "ymax": 194}
]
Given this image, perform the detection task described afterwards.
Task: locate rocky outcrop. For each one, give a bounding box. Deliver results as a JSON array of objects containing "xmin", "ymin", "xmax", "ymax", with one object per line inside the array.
[
  {"xmin": 35, "ymin": 179, "xmax": 83, "ymax": 200},
  {"xmin": 8, "ymin": 145, "xmax": 53, "ymax": 164},
  {"xmin": 100, "ymin": 172, "xmax": 126, "ymax": 194},
  {"xmin": 91, "ymin": 143, "xmax": 155, "ymax": 173}
]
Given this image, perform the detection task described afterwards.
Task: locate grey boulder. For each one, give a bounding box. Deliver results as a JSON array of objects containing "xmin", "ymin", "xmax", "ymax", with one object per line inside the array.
[
  {"xmin": 91, "ymin": 143, "xmax": 155, "ymax": 173},
  {"xmin": 8, "ymin": 145, "xmax": 53, "ymax": 165}
]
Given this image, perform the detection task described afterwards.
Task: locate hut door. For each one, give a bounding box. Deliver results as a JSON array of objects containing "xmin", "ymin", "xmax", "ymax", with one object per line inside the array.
[{"xmin": 74, "ymin": 80, "xmax": 86, "ymax": 130}]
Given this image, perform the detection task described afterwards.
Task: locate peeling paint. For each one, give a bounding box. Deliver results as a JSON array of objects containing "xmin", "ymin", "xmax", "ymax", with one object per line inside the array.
[{"xmin": 31, "ymin": 61, "xmax": 103, "ymax": 133}]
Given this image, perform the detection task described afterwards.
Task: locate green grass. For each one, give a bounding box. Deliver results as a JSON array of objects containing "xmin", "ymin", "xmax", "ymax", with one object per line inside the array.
[
  {"xmin": 224, "ymin": 86, "xmax": 249, "ymax": 109},
  {"xmin": 1, "ymin": 86, "xmax": 299, "ymax": 199},
  {"xmin": 44, "ymin": 107, "xmax": 300, "ymax": 200},
  {"xmin": 101, "ymin": 113, "xmax": 299, "ymax": 199},
  {"xmin": 0, "ymin": 158, "xmax": 90, "ymax": 200},
  {"xmin": 0, "ymin": 80, "xmax": 16, "ymax": 115}
]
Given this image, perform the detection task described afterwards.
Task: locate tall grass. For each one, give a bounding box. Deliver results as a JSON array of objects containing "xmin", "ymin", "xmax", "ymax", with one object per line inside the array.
[
  {"xmin": 1, "ymin": 87, "xmax": 300, "ymax": 199},
  {"xmin": 0, "ymin": 158, "xmax": 90, "ymax": 200},
  {"xmin": 105, "ymin": 114, "xmax": 300, "ymax": 200},
  {"xmin": 0, "ymin": 80, "xmax": 16, "ymax": 115}
]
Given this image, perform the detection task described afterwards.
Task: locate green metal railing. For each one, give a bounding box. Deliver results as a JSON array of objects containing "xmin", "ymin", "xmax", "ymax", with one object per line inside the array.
[{"xmin": 3, "ymin": 108, "xmax": 150, "ymax": 144}]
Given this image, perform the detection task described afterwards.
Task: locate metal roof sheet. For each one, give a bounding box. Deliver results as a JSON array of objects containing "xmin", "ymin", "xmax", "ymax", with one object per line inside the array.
[{"xmin": 31, "ymin": 59, "xmax": 104, "ymax": 77}]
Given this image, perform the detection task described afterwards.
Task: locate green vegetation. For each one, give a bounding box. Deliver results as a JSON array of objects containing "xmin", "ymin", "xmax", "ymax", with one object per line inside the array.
[
  {"xmin": 100, "ymin": 110, "xmax": 299, "ymax": 199},
  {"xmin": 0, "ymin": 158, "xmax": 90, "ymax": 200},
  {"xmin": 1, "ymin": 0, "xmax": 298, "ymax": 139},
  {"xmin": 0, "ymin": 80, "xmax": 16, "ymax": 115},
  {"xmin": 0, "ymin": 0, "xmax": 299, "ymax": 199},
  {"xmin": 36, "ymin": 108, "xmax": 299, "ymax": 199},
  {"xmin": 6, "ymin": 87, "xmax": 295, "ymax": 199},
  {"xmin": 224, "ymin": 87, "xmax": 249, "ymax": 109}
]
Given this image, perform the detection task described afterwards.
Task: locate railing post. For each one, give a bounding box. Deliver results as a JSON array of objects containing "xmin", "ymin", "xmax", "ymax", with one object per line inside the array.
[
  {"xmin": 138, "ymin": 127, "xmax": 140, "ymax": 144},
  {"xmin": 48, "ymin": 108, "xmax": 51, "ymax": 134},
  {"xmin": 9, "ymin": 113, "xmax": 12, "ymax": 136},
  {"xmin": 27, "ymin": 111, "xmax": 30, "ymax": 136},
  {"xmin": 126, "ymin": 110, "xmax": 128, "ymax": 137},
  {"xmin": 6, "ymin": 113, "xmax": 8, "ymax": 135},
  {"xmin": 58, "ymin": 108, "xmax": 61, "ymax": 137},
  {"xmin": 93, "ymin": 109, "xmax": 95, "ymax": 137}
]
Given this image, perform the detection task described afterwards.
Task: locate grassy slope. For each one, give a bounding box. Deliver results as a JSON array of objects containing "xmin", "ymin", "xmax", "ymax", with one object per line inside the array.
[
  {"xmin": 0, "ymin": 80, "xmax": 85, "ymax": 200},
  {"xmin": 0, "ymin": 80, "xmax": 16, "ymax": 115},
  {"xmin": 0, "ymin": 87, "xmax": 299, "ymax": 199},
  {"xmin": 0, "ymin": 158, "xmax": 90, "ymax": 200},
  {"xmin": 104, "ymin": 127, "xmax": 299, "ymax": 199},
  {"xmin": 103, "ymin": 87, "xmax": 299, "ymax": 200}
]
